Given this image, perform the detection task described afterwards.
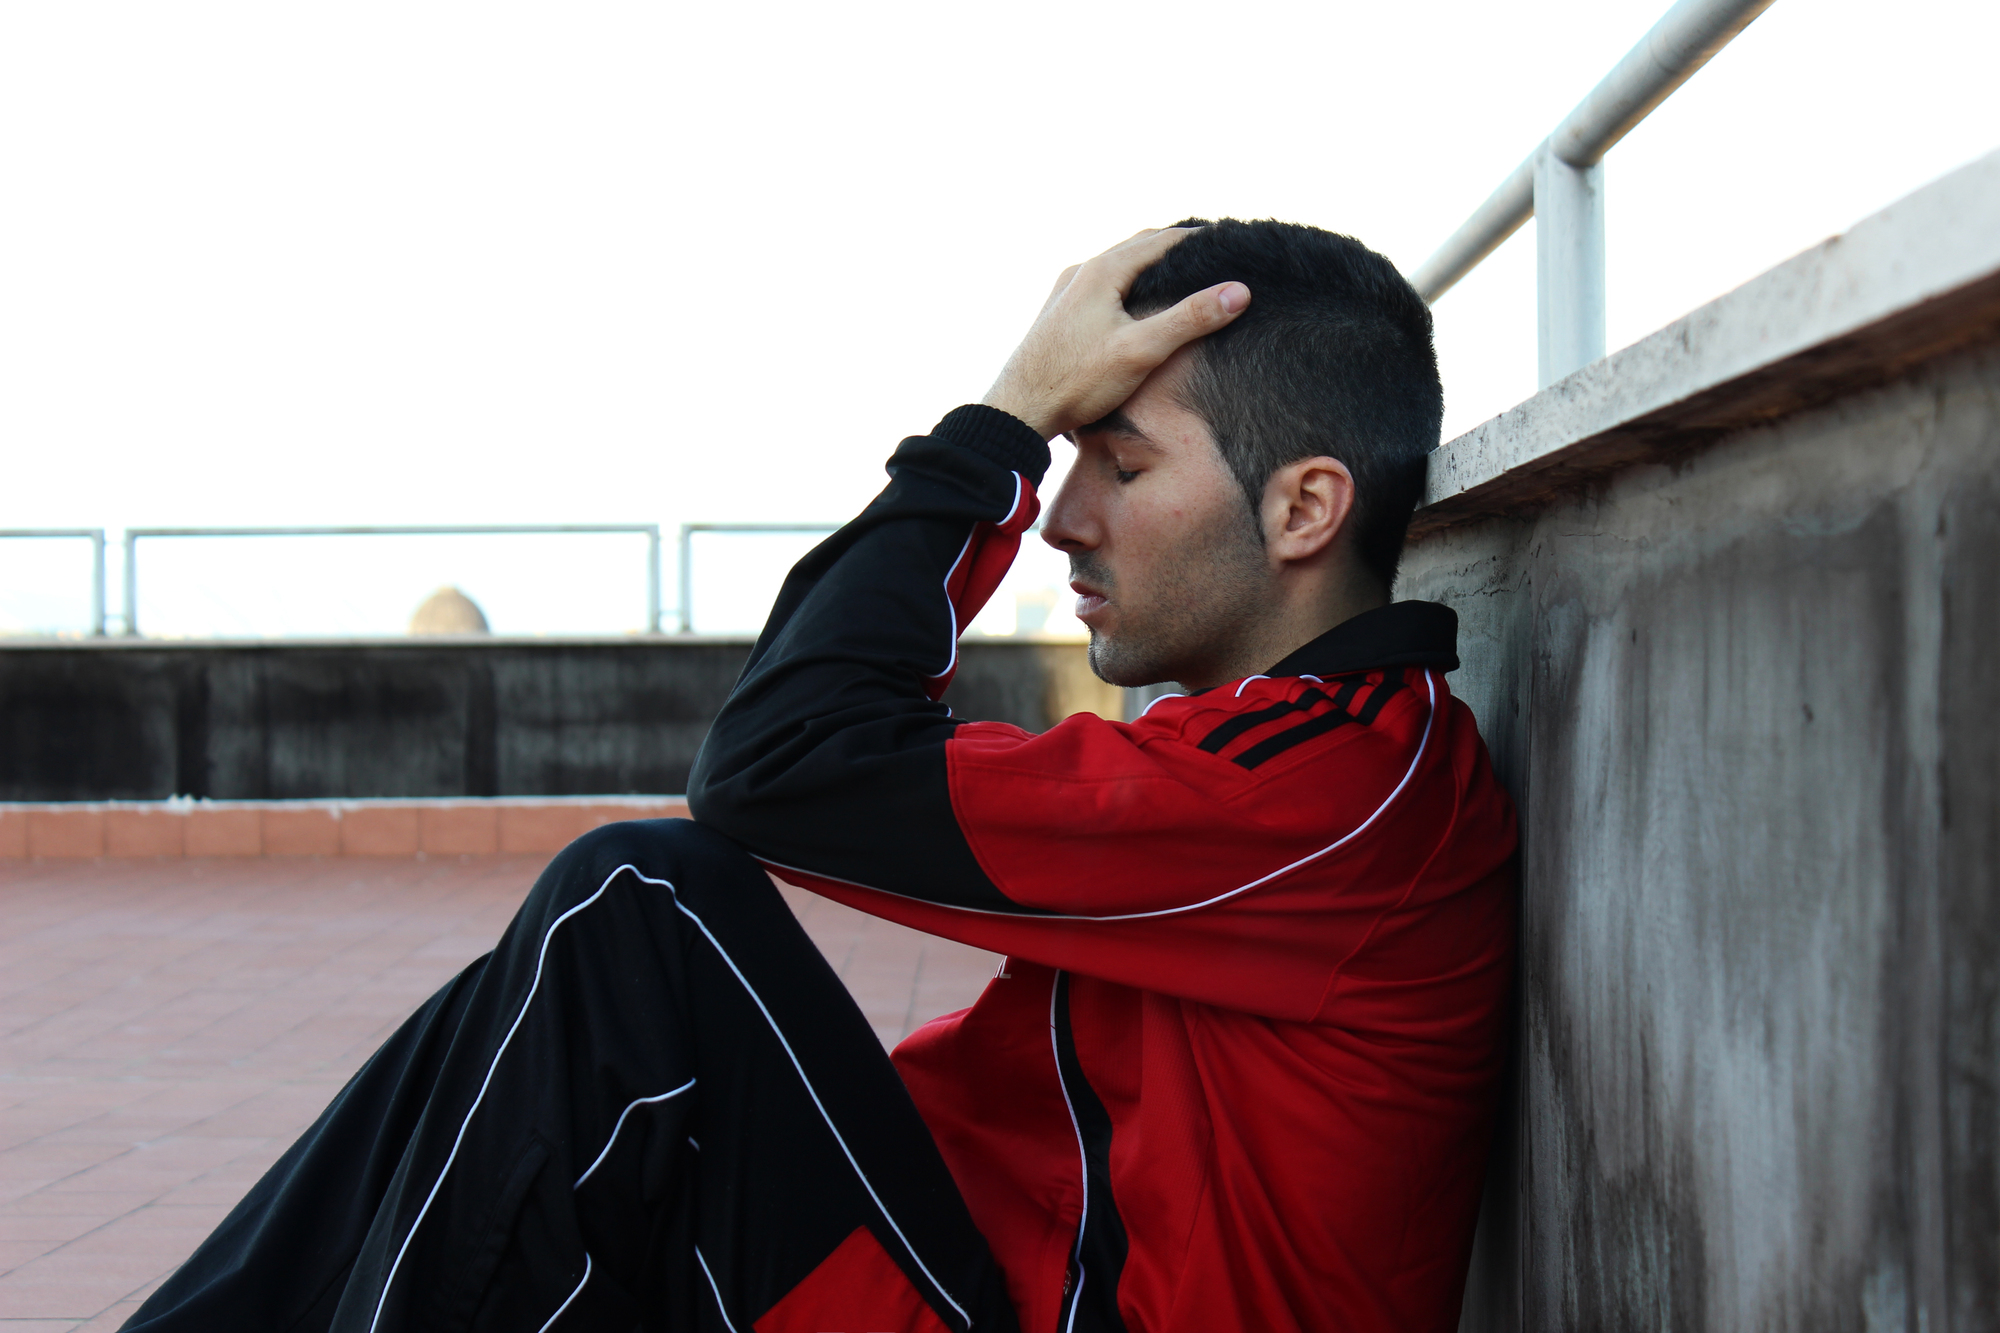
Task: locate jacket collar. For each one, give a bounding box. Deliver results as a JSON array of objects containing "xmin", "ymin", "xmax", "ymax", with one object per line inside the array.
[{"xmin": 1264, "ymin": 600, "xmax": 1460, "ymax": 678}]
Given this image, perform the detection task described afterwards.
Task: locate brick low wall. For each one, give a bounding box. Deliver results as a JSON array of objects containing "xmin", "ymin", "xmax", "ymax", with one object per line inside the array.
[{"xmin": 0, "ymin": 796, "xmax": 691, "ymax": 859}]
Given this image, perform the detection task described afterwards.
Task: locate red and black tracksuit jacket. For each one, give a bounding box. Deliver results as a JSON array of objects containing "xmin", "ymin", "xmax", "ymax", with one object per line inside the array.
[{"xmin": 690, "ymin": 404, "xmax": 1519, "ymax": 1333}]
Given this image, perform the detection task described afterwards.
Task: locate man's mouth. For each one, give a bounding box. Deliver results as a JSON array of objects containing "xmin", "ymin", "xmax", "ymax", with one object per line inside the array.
[{"xmin": 1069, "ymin": 579, "xmax": 1108, "ymax": 621}]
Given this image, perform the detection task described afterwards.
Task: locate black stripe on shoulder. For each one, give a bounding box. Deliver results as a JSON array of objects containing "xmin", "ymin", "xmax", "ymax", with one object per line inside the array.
[
  {"xmin": 1196, "ymin": 689, "xmax": 1325, "ymax": 754},
  {"xmin": 1353, "ymin": 666, "xmax": 1410, "ymax": 725},
  {"xmin": 1229, "ymin": 668, "xmax": 1410, "ymax": 771},
  {"xmin": 1233, "ymin": 706, "xmax": 1355, "ymax": 770},
  {"xmin": 1196, "ymin": 674, "xmax": 1370, "ymax": 756}
]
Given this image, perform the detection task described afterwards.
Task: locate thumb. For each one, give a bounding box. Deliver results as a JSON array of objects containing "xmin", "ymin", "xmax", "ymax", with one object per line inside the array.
[{"xmin": 1126, "ymin": 282, "xmax": 1252, "ymax": 362}]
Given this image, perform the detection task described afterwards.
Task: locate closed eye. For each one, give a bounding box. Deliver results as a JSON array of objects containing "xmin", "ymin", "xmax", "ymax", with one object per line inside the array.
[{"xmin": 1114, "ymin": 469, "xmax": 1138, "ymax": 484}]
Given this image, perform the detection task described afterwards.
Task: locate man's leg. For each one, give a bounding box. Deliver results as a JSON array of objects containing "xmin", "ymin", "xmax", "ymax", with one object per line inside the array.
[
  {"xmin": 111, "ymin": 953, "xmax": 493, "ymax": 1331},
  {"xmin": 122, "ymin": 819, "xmax": 1015, "ymax": 1333}
]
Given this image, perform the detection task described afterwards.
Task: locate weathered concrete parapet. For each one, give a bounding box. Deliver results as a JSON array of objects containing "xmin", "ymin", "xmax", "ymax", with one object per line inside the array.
[
  {"xmin": 0, "ymin": 637, "xmax": 1114, "ymax": 802},
  {"xmin": 1418, "ymin": 149, "xmax": 2000, "ymax": 537},
  {"xmin": 1401, "ymin": 150, "xmax": 2000, "ymax": 1332}
]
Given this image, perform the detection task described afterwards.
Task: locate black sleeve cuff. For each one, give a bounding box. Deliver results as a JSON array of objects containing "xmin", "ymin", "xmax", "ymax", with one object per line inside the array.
[{"xmin": 932, "ymin": 404, "xmax": 1052, "ymax": 488}]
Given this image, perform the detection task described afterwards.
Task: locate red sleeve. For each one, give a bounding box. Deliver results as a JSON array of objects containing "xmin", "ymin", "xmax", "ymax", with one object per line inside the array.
[{"xmin": 769, "ymin": 667, "xmax": 1515, "ymax": 1022}]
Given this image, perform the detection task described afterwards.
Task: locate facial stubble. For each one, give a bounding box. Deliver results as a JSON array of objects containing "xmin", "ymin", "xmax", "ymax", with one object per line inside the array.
[{"xmin": 1076, "ymin": 502, "xmax": 1270, "ymax": 690}]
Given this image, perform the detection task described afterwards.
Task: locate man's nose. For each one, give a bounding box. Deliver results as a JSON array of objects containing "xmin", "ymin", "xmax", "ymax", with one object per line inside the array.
[{"xmin": 1040, "ymin": 469, "xmax": 1097, "ymax": 553}]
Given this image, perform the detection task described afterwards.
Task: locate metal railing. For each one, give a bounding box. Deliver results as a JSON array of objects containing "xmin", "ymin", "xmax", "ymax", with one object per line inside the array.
[
  {"xmin": 122, "ymin": 524, "xmax": 663, "ymax": 637},
  {"xmin": 0, "ymin": 529, "xmax": 108, "ymax": 635},
  {"xmin": 1410, "ymin": 0, "xmax": 1776, "ymax": 388},
  {"xmin": 676, "ymin": 523, "xmax": 838, "ymax": 633}
]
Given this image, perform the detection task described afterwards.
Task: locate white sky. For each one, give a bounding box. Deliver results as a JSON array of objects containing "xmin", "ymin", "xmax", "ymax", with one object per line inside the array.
[{"xmin": 1, "ymin": 0, "xmax": 1995, "ymax": 636}]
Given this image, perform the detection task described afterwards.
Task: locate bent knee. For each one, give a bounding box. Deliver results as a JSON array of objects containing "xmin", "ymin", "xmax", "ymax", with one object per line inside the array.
[
  {"xmin": 554, "ymin": 817, "xmax": 756, "ymax": 890},
  {"xmin": 524, "ymin": 817, "xmax": 796, "ymax": 953}
]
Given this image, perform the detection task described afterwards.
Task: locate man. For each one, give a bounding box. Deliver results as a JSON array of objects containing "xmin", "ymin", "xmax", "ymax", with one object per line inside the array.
[{"xmin": 124, "ymin": 220, "xmax": 1515, "ymax": 1333}]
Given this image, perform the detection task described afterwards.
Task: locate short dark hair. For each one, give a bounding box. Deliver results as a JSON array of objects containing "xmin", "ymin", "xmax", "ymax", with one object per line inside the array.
[{"xmin": 1125, "ymin": 218, "xmax": 1442, "ymax": 591}]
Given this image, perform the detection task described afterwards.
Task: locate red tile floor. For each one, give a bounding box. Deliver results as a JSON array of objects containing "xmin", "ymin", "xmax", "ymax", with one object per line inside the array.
[{"xmin": 0, "ymin": 854, "xmax": 999, "ymax": 1330}]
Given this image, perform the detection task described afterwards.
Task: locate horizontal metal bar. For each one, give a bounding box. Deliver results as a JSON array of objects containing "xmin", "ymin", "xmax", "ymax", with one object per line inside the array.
[
  {"xmin": 121, "ymin": 524, "xmax": 662, "ymax": 638},
  {"xmin": 1409, "ymin": 0, "xmax": 1776, "ymax": 304},
  {"xmin": 676, "ymin": 523, "xmax": 839, "ymax": 633},
  {"xmin": 1410, "ymin": 156, "xmax": 1536, "ymax": 304},
  {"xmin": 1550, "ymin": 0, "xmax": 1776, "ymax": 168},
  {"xmin": 678, "ymin": 524, "xmax": 840, "ymax": 534},
  {"xmin": 0, "ymin": 529, "xmax": 108, "ymax": 635},
  {"xmin": 125, "ymin": 524, "xmax": 659, "ymax": 538}
]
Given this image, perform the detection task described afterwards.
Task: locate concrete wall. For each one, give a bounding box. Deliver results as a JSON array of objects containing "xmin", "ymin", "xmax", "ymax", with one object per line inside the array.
[
  {"xmin": 0, "ymin": 637, "xmax": 1116, "ymax": 800},
  {"xmin": 1403, "ymin": 153, "xmax": 2000, "ymax": 1331}
]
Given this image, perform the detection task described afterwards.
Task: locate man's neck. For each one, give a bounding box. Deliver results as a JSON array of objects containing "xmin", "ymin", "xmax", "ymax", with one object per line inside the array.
[{"xmin": 1179, "ymin": 583, "xmax": 1389, "ymax": 691}]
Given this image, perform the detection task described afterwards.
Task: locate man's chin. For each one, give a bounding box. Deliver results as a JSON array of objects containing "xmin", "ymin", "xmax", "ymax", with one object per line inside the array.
[{"xmin": 1085, "ymin": 629, "xmax": 1177, "ymax": 690}]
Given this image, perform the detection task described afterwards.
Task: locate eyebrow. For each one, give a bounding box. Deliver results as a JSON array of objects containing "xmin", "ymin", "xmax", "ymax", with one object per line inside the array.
[{"xmin": 1075, "ymin": 408, "xmax": 1155, "ymax": 444}]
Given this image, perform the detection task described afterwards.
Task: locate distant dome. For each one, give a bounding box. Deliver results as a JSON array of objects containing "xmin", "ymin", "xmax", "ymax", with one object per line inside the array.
[{"xmin": 409, "ymin": 586, "xmax": 490, "ymax": 635}]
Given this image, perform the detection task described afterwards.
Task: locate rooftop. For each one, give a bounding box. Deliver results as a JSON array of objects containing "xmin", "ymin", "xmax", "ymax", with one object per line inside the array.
[{"xmin": 0, "ymin": 853, "xmax": 997, "ymax": 1329}]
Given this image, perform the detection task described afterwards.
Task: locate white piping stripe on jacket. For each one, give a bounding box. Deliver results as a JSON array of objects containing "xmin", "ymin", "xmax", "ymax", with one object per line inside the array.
[
  {"xmin": 927, "ymin": 471, "xmax": 1028, "ymax": 686},
  {"xmin": 366, "ymin": 867, "xmax": 623, "ymax": 1333},
  {"xmin": 760, "ymin": 669, "xmax": 1442, "ymax": 925},
  {"xmin": 1231, "ymin": 674, "xmax": 1270, "ymax": 697},
  {"xmin": 574, "ymin": 1077, "xmax": 696, "ymax": 1188},
  {"xmin": 1050, "ymin": 973, "xmax": 1091, "ymax": 1333},
  {"xmin": 639, "ymin": 868, "xmax": 975, "ymax": 1328},
  {"xmin": 534, "ymin": 1254, "xmax": 591, "ymax": 1333},
  {"xmin": 370, "ymin": 863, "xmax": 973, "ymax": 1333},
  {"xmin": 1136, "ymin": 691, "xmax": 1185, "ymax": 718},
  {"xmin": 695, "ymin": 1246, "xmax": 740, "ymax": 1333},
  {"xmin": 929, "ymin": 529, "xmax": 976, "ymax": 683}
]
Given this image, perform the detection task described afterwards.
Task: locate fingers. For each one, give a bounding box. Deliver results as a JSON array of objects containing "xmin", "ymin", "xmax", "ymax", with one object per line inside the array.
[
  {"xmin": 997, "ymin": 229, "xmax": 1242, "ymax": 440},
  {"xmin": 1044, "ymin": 226, "xmax": 1196, "ymax": 309},
  {"xmin": 1092, "ymin": 227, "xmax": 1198, "ymax": 291},
  {"xmin": 1125, "ymin": 281, "xmax": 1252, "ymax": 361}
]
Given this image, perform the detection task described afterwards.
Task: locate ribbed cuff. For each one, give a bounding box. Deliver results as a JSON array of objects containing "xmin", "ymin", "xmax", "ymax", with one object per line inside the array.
[{"xmin": 933, "ymin": 404, "xmax": 1052, "ymax": 487}]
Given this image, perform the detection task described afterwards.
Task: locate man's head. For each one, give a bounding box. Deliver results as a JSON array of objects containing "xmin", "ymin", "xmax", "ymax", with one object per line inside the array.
[{"xmin": 1040, "ymin": 219, "xmax": 1441, "ymax": 689}]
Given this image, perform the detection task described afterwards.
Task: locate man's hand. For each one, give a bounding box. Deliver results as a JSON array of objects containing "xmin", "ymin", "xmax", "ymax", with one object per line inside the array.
[{"xmin": 981, "ymin": 228, "xmax": 1250, "ymax": 441}]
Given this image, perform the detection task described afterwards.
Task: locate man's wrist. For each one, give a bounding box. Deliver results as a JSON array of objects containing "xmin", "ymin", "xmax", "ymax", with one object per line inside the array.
[
  {"xmin": 977, "ymin": 389, "xmax": 1059, "ymax": 442},
  {"xmin": 934, "ymin": 404, "xmax": 1053, "ymax": 486}
]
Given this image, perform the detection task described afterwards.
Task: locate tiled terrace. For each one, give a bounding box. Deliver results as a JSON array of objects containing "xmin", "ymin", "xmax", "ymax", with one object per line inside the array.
[{"xmin": 0, "ymin": 852, "xmax": 999, "ymax": 1330}]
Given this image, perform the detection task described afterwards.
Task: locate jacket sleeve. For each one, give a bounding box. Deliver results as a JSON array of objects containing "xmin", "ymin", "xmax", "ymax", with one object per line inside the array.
[
  {"xmin": 685, "ymin": 404, "xmax": 1051, "ymax": 912},
  {"xmin": 686, "ymin": 407, "xmax": 1503, "ymax": 1019}
]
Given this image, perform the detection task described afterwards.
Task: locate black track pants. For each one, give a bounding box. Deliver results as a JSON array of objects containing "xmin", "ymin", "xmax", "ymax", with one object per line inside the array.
[{"xmin": 121, "ymin": 819, "xmax": 1018, "ymax": 1333}]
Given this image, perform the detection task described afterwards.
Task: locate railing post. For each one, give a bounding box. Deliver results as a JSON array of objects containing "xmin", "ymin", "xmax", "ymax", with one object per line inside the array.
[
  {"xmin": 123, "ymin": 532, "xmax": 140, "ymax": 637},
  {"xmin": 1534, "ymin": 141, "xmax": 1606, "ymax": 388},
  {"xmin": 1416, "ymin": 0, "xmax": 1772, "ymax": 320},
  {"xmin": 89, "ymin": 530, "xmax": 106, "ymax": 636},
  {"xmin": 645, "ymin": 526, "xmax": 662, "ymax": 634},
  {"xmin": 677, "ymin": 525, "xmax": 694, "ymax": 634}
]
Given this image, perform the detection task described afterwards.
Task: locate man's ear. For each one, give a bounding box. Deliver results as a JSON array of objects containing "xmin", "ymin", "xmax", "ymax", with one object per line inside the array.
[{"xmin": 1260, "ymin": 456, "xmax": 1357, "ymax": 565}]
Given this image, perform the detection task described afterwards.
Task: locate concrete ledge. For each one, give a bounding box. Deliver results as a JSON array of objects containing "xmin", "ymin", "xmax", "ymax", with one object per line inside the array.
[
  {"xmin": 1413, "ymin": 148, "xmax": 2000, "ymax": 537},
  {"xmin": 0, "ymin": 796, "xmax": 690, "ymax": 860}
]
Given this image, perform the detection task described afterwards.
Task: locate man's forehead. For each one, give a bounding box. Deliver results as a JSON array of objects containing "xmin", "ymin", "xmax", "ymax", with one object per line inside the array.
[
  {"xmin": 1073, "ymin": 394, "xmax": 1209, "ymax": 455},
  {"xmin": 1070, "ymin": 346, "xmax": 1208, "ymax": 449}
]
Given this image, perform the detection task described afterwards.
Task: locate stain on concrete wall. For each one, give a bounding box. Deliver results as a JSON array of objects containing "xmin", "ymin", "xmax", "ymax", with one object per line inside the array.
[{"xmin": 1403, "ymin": 343, "xmax": 2000, "ymax": 1332}]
